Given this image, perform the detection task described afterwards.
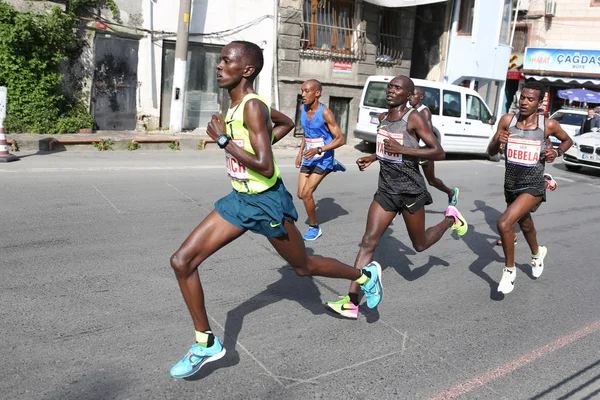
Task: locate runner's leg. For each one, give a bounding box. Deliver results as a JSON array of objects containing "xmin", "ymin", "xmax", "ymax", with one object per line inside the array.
[
  {"xmin": 347, "ymin": 200, "xmax": 397, "ymax": 295},
  {"xmin": 422, "ymin": 161, "xmax": 453, "ymax": 198},
  {"xmin": 170, "ymin": 210, "xmax": 246, "ymax": 331},
  {"xmin": 497, "ymin": 194, "xmax": 543, "ymax": 267},
  {"xmin": 267, "ymin": 218, "xmax": 361, "ymax": 280},
  {"xmin": 402, "ymin": 207, "xmax": 454, "ymax": 252},
  {"xmin": 298, "ymin": 171, "xmax": 330, "ymax": 226}
]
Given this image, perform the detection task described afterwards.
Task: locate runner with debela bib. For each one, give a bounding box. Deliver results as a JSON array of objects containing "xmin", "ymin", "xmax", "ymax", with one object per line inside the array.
[{"xmin": 487, "ymin": 80, "xmax": 572, "ymax": 294}]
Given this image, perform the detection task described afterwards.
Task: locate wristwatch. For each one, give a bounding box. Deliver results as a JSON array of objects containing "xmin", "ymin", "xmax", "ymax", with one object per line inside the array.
[
  {"xmin": 317, "ymin": 147, "xmax": 323, "ymax": 155},
  {"xmin": 555, "ymin": 148, "xmax": 563, "ymax": 157},
  {"xmin": 216, "ymin": 134, "xmax": 230, "ymax": 149}
]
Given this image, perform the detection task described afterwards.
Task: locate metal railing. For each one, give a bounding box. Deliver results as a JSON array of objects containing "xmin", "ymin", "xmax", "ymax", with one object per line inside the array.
[{"xmin": 301, "ymin": 0, "xmax": 363, "ymax": 58}]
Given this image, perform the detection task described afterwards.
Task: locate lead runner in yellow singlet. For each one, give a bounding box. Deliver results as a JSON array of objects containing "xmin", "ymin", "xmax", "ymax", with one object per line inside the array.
[{"xmin": 167, "ymin": 40, "xmax": 384, "ymax": 379}]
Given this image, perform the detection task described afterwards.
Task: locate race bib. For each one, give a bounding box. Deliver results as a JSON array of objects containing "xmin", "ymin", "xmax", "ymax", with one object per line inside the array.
[
  {"xmin": 225, "ymin": 139, "xmax": 249, "ymax": 180},
  {"xmin": 305, "ymin": 137, "xmax": 325, "ymax": 159},
  {"xmin": 506, "ymin": 137, "xmax": 542, "ymax": 167},
  {"xmin": 376, "ymin": 127, "xmax": 403, "ymax": 163}
]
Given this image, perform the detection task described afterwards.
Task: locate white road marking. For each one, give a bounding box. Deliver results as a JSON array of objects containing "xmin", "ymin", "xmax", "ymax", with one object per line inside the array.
[{"xmin": 91, "ymin": 184, "xmax": 122, "ymax": 214}]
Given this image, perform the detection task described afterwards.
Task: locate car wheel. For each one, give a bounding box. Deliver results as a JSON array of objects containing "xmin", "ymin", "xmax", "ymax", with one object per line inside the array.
[{"xmin": 565, "ymin": 164, "xmax": 582, "ymax": 172}]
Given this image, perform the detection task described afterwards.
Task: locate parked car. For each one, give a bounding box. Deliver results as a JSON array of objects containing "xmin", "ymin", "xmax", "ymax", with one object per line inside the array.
[
  {"xmin": 563, "ymin": 129, "xmax": 600, "ymax": 172},
  {"xmin": 354, "ymin": 76, "xmax": 497, "ymax": 158},
  {"xmin": 548, "ymin": 108, "xmax": 588, "ymax": 145}
]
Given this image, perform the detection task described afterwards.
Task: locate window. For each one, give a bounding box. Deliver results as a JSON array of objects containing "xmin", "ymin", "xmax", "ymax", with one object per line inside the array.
[
  {"xmin": 160, "ymin": 42, "xmax": 226, "ymax": 130},
  {"xmin": 442, "ymin": 90, "xmax": 461, "ymax": 117},
  {"xmin": 421, "ymin": 87, "xmax": 440, "ymax": 116},
  {"xmin": 466, "ymin": 95, "xmax": 492, "ymax": 123},
  {"xmin": 498, "ymin": 0, "xmax": 512, "ymax": 45},
  {"xmin": 302, "ymin": 0, "xmax": 355, "ymax": 54},
  {"xmin": 363, "ymin": 81, "xmax": 388, "ymax": 109},
  {"xmin": 512, "ymin": 26, "xmax": 528, "ymax": 53},
  {"xmin": 376, "ymin": 8, "xmax": 405, "ymax": 64},
  {"xmin": 458, "ymin": 0, "xmax": 475, "ymax": 35}
]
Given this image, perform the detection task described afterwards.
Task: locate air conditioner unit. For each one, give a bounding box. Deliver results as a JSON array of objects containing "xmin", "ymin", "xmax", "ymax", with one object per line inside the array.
[
  {"xmin": 545, "ymin": 0, "xmax": 556, "ymax": 17},
  {"xmin": 513, "ymin": 0, "xmax": 530, "ymax": 12}
]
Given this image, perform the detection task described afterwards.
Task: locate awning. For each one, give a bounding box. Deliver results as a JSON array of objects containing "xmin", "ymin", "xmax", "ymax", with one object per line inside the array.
[
  {"xmin": 524, "ymin": 74, "xmax": 600, "ymax": 87},
  {"xmin": 362, "ymin": 0, "xmax": 446, "ymax": 7}
]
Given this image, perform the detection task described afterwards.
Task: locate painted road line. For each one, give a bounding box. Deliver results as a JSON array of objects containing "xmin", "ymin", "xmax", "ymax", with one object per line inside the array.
[{"xmin": 427, "ymin": 320, "xmax": 600, "ymax": 400}]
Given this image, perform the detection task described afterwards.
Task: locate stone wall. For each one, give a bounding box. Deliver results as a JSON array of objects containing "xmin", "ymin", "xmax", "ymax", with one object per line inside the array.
[{"xmin": 276, "ymin": 1, "xmax": 415, "ymax": 146}]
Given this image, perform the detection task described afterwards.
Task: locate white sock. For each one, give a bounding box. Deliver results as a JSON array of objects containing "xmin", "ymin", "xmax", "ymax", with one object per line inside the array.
[{"xmin": 505, "ymin": 266, "xmax": 516, "ymax": 272}]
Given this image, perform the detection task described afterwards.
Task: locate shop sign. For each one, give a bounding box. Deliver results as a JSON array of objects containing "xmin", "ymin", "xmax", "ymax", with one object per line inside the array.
[
  {"xmin": 507, "ymin": 71, "xmax": 523, "ymax": 80},
  {"xmin": 332, "ymin": 61, "xmax": 352, "ymax": 75},
  {"xmin": 524, "ymin": 48, "xmax": 600, "ymax": 75}
]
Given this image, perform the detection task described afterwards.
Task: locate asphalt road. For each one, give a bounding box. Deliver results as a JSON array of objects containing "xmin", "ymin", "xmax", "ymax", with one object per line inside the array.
[{"xmin": 1, "ymin": 148, "xmax": 599, "ymax": 400}]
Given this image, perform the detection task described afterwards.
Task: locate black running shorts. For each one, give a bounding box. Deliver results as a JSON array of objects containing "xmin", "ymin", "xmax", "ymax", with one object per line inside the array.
[
  {"xmin": 374, "ymin": 190, "xmax": 433, "ymax": 214},
  {"xmin": 300, "ymin": 165, "xmax": 328, "ymax": 175},
  {"xmin": 504, "ymin": 188, "xmax": 546, "ymax": 210}
]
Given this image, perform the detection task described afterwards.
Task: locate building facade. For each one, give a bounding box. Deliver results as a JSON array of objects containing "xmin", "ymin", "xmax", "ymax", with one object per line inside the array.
[
  {"xmin": 508, "ymin": 0, "xmax": 600, "ymax": 115},
  {"xmin": 7, "ymin": 0, "xmax": 514, "ymax": 137}
]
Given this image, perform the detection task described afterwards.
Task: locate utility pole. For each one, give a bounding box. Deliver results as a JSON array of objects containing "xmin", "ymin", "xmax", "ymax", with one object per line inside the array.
[
  {"xmin": 169, "ymin": 0, "xmax": 192, "ymax": 133},
  {"xmin": 0, "ymin": 86, "xmax": 18, "ymax": 163}
]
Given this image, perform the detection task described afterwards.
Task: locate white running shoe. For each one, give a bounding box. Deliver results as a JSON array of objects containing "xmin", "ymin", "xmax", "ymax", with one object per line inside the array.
[
  {"xmin": 531, "ymin": 246, "xmax": 547, "ymax": 278},
  {"xmin": 498, "ymin": 267, "xmax": 516, "ymax": 294}
]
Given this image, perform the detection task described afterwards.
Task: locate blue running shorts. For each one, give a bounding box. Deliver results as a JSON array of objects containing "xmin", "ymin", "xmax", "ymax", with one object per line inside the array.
[{"xmin": 215, "ymin": 179, "xmax": 298, "ymax": 238}]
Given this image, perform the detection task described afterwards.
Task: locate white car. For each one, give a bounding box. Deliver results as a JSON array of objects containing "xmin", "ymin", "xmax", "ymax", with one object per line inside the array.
[
  {"xmin": 549, "ymin": 108, "xmax": 588, "ymax": 146},
  {"xmin": 563, "ymin": 130, "xmax": 600, "ymax": 171}
]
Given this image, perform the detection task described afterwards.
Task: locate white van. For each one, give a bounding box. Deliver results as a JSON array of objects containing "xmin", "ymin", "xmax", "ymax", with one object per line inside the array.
[{"xmin": 354, "ymin": 76, "xmax": 497, "ymax": 156}]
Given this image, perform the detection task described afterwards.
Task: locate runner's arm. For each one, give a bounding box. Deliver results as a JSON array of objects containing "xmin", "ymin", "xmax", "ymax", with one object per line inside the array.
[
  {"xmin": 271, "ymin": 108, "xmax": 295, "ymax": 144},
  {"xmin": 545, "ymin": 119, "xmax": 573, "ymax": 161},
  {"xmin": 487, "ymin": 114, "xmax": 513, "ymax": 156},
  {"xmin": 321, "ymin": 107, "xmax": 345, "ymax": 151},
  {"xmin": 421, "ymin": 108, "xmax": 433, "ymax": 131},
  {"xmin": 402, "ymin": 110, "xmax": 444, "ymax": 161},
  {"xmin": 221, "ymin": 99, "xmax": 275, "ymax": 178}
]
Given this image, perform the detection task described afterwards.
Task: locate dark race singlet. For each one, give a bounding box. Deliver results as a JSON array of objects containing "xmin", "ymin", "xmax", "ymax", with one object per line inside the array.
[
  {"xmin": 376, "ymin": 109, "xmax": 427, "ymax": 195},
  {"xmin": 504, "ymin": 113, "xmax": 547, "ymax": 195}
]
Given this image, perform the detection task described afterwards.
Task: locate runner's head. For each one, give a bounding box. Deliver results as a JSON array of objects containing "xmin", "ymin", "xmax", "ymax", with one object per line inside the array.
[
  {"xmin": 408, "ymin": 87, "xmax": 425, "ymax": 108},
  {"xmin": 301, "ymin": 79, "xmax": 322, "ymax": 106},
  {"xmin": 216, "ymin": 41, "xmax": 263, "ymax": 89},
  {"xmin": 386, "ymin": 75, "xmax": 414, "ymax": 108},
  {"xmin": 519, "ymin": 80, "xmax": 545, "ymax": 117}
]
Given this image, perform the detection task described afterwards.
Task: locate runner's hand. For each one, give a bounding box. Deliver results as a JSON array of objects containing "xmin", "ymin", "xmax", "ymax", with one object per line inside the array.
[
  {"xmin": 543, "ymin": 148, "xmax": 558, "ymax": 163},
  {"xmin": 207, "ymin": 114, "xmax": 226, "ymax": 141},
  {"xmin": 383, "ymin": 138, "xmax": 405, "ymax": 154},
  {"xmin": 295, "ymin": 152, "xmax": 303, "ymax": 168},
  {"xmin": 356, "ymin": 156, "xmax": 373, "ymax": 171},
  {"xmin": 498, "ymin": 129, "xmax": 510, "ymax": 144},
  {"xmin": 303, "ymin": 148, "xmax": 318, "ymax": 160}
]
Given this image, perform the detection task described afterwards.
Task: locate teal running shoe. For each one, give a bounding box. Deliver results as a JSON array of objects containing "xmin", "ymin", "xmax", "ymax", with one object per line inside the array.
[
  {"xmin": 170, "ymin": 337, "xmax": 226, "ymax": 379},
  {"xmin": 449, "ymin": 187, "xmax": 459, "ymax": 206},
  {"xmin": 359, "ymin": 261, "xmax": 383, "ymax": 308}
]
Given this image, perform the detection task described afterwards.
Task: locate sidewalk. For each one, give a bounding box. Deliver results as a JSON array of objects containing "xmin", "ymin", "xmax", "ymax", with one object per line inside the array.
[
  {"xmin": 6, "ymin": 129, "xmax": 308, "ymax": 152},
  {"xmin": 6, "ymin": 130, "xmax": 365, "ymax": 154}
]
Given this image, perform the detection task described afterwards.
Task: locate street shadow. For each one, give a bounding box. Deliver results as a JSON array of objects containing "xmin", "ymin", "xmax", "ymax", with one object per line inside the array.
[
  {"xmin": 304, "ymin": 197, "xmax": 349, "ymax": 225},
  {"xmin": 461, "ymin": 224, "xmax": 505, "ymax": 301},
  {"xmin": 359, "ymin": 224, "xmax": 450, "ymax": 322},
  {"xmin": 471, "ymin": 199, "xmax": 521, "ymax": 241},
  {"xmin": 529, "ymin": 359, "xmax": 600, "ymax": 400},
  {"xmin": 188, "ymin": 249, "xmax": 324, "ymax": 380}
]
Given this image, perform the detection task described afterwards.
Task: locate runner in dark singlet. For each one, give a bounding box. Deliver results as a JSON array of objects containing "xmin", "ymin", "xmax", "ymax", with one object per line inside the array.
[
  {"xmin": 408, "ymin": 87, "xmax": 459, "ymax": 206},
  {"xmin": 487, "ymin": 80, "xmax": 572, "ymax": 294},
  {"xmin": 324, "ymin": 75, "xmax": 469, "ymax": 319}
]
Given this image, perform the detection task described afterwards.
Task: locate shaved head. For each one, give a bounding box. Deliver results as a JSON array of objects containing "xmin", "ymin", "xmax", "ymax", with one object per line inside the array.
[
  {"xmin": 392, "ymin": 75, "xmax": 415, "ymax": 93},
  {"xmin": 230, "ymin": 40, "xmax": 264, "ymax": 79},
  {"xmin": 414, "ymin": 87, "xmax": 425, "ymax": 96},
  {"xmin": 304, "ymin": 79, "xmax": 322, "ymax": 92}
]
